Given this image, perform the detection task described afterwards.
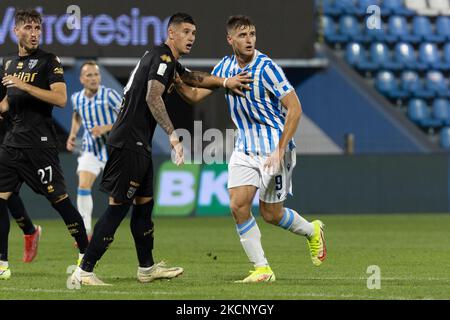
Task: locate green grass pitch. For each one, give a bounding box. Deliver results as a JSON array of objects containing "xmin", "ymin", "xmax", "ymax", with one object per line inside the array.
[{"xmin": 1, "ymin": 214, "xmax": 449, "ymax": 300}]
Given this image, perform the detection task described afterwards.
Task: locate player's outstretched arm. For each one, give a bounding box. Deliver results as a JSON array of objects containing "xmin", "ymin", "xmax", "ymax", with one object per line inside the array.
[
  {"xmin": 146, "ymin": 79, "xmax": 183, "ymax": 165},
  {"xmin": 174, "ymin": 73, "xmax": 213, "ymax": 105},
  {"xmin": 180, "ymin": 70, "xmax": 252, "ymax": 97},
  {"xmin": 67, "ymin": 112, "xmax": 82, "ymax": 152},
  {"xmin": 2, "ymin": 75, "xmax": 67, "ymax": 107}
]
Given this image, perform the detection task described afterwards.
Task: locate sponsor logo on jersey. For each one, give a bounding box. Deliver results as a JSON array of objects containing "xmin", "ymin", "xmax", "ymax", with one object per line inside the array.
[
  {"xmin": 17, "ymin": 62, "xmax": 23, "ymax": 70},
  {"xmin": 8, "ymin": 72, "xmax": 38, "ymax": 83}
]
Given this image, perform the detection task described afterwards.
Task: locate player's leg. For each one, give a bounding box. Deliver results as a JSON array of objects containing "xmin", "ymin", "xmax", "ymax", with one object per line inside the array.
[
  {"xmin": 0, "ymin": 146, "xmax": 23, "ymax": 279},
  {"xmin": 20, "ymin": 148, "xmax": 89, "ymax": 258},
  {"xmin": 131, "ymin": 169, "xmax": 183, "ymax": 283},
  {"xmin": 7, "ymin": 192, "xmax": 42, "ymax": 263},
  {"xmin": 76, "ymin": 152, "xmax": 103, "ymax": 237},
  {"xmin": 7, "ymin": 192, "xmax": 36, "ymax": 236},
  {"xmin": 0, "ymin": 192, "xmax": 13, "ymax": 280},
  {"xmin": 259, "ymin": 150, "xmax": 326, "ymax": 266},
  {"xmin": 228, "ymin": 151, "xmax": 275, "ymax": 283},
  {"xmin": 77, "ymin": 171, "xmax": 96, "ymax": 237},
  {"xmin": 72, "ymin": 146, "xmax": 142, "ymax": 286}
]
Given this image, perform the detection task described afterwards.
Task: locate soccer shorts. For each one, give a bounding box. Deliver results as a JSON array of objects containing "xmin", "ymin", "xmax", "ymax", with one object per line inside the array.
[
  {"xmin": 77, "ymin": 152, "xmax": 106, "ymax": 177},
  {"xmin": 100, "ymin": 146, "xmax": 153, "ymax": 203},
  {"xmin": 227, "ymin": 149, "xmax": 297, "ymax": 203},
  {"xmin": 0, "ymin": 145, "xmax": 68, "ymax": 202}
]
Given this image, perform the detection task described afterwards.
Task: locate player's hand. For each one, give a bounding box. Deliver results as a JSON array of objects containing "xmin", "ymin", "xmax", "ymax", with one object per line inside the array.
[
  {"xmin": 225, "ymin": 72, "xmax": 252, "ymax": 97},
  {"xmin": 170, "ymin": 132, "xmax": 184, "ymax": 166},
  {"xmin": 263, "ymin": 148, "xmax": 285, "ymax": 176},
  {"xmin": 91, "ymin": 125, "xmax": 108, "ymax": 138},
  {"xmin": 66, "ymin": 134, "xmax": 76, "ymax": 152},
  {"xmin": 2, "ymin": 75, "xmax": 28, "ymax": 91}
]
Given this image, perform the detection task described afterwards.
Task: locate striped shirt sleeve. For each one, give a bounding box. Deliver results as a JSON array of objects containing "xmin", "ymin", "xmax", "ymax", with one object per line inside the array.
[
  {"xmin": 211, "ymin": 57, "xmax": 228, "ymax": 77},
  {"xmin": 71, "ymin": 92, "xmax": 79, "ymax": 113},
  {"xmin": 261, "ymin": 62, "xmax": 294, "ymax": 100},
  {"xmin": 107, "ymin": 88, "xmax": 122, "ymax": 113}
]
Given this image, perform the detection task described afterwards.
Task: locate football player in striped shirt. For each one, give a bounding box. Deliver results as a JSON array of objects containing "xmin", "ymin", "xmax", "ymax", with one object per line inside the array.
[
  {"xmin": 67, "ymin": 61, "xmax": 121, "ymax": 239},
  {"xmin": 175, "ymin": 15, "xmax": 327, "ymax": 283}
]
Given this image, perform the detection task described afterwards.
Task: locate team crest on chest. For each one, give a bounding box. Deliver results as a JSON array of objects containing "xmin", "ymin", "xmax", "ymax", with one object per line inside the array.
[{"xmin": 28, "ymin": 59, "xmax": 38, "ymax": 70}]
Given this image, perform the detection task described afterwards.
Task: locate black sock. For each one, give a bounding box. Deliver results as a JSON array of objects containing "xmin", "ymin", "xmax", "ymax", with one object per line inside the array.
[
  {"xmin": 81, "ymin": 203, "xmax": 130, "ymax": 272},
  {"xmin": 7, "ymin": 193, "xmax": 36, "ymax": 235},
  {"xmin": 130, "ymin": 200, "xmax": 155, "ymax": 268},
  {"xmin": 51, "ymin": 197, "xmax": 88, "ymax": 254},
  {"xmin": 0, "ymin": 199, "xmax": 10, "ymax": 261}
]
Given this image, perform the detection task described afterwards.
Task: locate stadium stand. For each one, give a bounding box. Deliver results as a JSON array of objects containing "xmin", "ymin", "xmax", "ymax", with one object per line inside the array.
[{"xmin": 319, "ymin": 0, "xmax": 450, "ymax": 148}]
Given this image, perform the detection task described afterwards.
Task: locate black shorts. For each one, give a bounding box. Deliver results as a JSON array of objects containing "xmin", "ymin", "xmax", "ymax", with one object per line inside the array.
[
  {"xmin": 100, "ymin": 146, "xmax": 153, "ymax": 203},
  {"xmin": 0, "ymin": 145, "xmax": 67, "ymax": 202}
]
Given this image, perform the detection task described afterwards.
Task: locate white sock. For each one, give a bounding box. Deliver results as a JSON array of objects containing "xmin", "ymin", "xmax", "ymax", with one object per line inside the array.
[
  {"xmin": 278, "ymin": 208, "xmax": 314, "ymax": 237},
  {"xmin": 0, "ymin": 260, "xmax": 8, "ymax": 268},
  {"xmin": 77, "ymin": 188, "xmax": 93, "ymax": 234},
  {"xmin": 236, "ymin": 216, "xmax": 268, "ymax": 267},
  {"xmin": 78, "ymin": 253, "xmax": 84, "ymax": 262}
]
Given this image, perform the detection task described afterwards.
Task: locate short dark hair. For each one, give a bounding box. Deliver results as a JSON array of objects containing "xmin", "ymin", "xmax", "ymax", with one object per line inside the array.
[
  {"xmin": 14, "ymin": 8, "xmax": 42, "ymax": 26},
  {"xmin": 226, "ymin": 15, "xmax": 254, "ymax": 33},
  {"xmin": 80, "ymin": 60, "xmax": 99, "ymax": 73},
  {"xmin": 168, "ymin": 12, "xmax": 196, "ymax": 28}
]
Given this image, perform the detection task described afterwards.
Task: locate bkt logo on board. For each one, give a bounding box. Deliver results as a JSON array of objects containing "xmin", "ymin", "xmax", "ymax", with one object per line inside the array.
[{"xmin": 0, "ymin": 7, "xmax": 169, "ymax": 46}]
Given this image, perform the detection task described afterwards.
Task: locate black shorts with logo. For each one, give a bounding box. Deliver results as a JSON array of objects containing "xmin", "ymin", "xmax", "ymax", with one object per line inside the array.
[
  {"xmin": 0, "ymin": 145, "xmax": 67, "ymax": 201},
  {"xmin": 100, "ymin": 146, "xmax": 154, "ymax": 203}
]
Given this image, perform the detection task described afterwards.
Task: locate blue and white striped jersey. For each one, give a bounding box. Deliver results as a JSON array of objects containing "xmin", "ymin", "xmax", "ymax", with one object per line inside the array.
[
  {"xmin": 71, "ymin": 85, "xmax": 122, "ymax": 161},
  {"xmin": 212, "ymin": 50, "xmax": 296, "ymax": 155}
]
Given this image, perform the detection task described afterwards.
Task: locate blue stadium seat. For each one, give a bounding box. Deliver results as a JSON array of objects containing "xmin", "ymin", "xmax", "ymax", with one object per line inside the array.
[
  {"xmin": 322, "ymin": 15, "xmax": 348, "ymax": 43},
  {"xmin": 339, "ymin": 15, "xmax": 369, "ymax": 42},
  {"xmin": 425, "ymin": 71, "xmax": 450, "ymax": 97},
  {"xmin": 419, "ymin": 43, "xmax": 450, "ymax": 70},
  {"xmin": 433, "ymin": 99, "xmax": 450, "ymax": 126},
  {"xmin": 400, "ymin": 71, "xmax": 433, "ymax": 99},
  {"xmin": 323, "ymin": 0, "xmax": 357, "ymax": 15},
  {"xmin": 436, "ymin": 16, "xmax": 450, "ymax": 40},
  {"xmin": 440, "ymin": 127, "xmax": 450, "ymax": 148},
  {"xmin": 355, "ymin": 0, "xmax": 381, "ymax": 15},
  {"xmin": 375, "ymin": 71, "xmax": 409, "ymax": 99},
  {"xmin": 412, "ymin": 16, "xmax": 446, "ymax": 43},
  {"xmin": 408, "ymin": 99, "xmax": 442, "ymax": 128},
  {"xmin": 394, "ymin": 42, "xmax": 427, "ymax": 70},
  {"xmin": 388, "ymin": 16, "xmax": 421, "ymax": 43},
  {"xmin": 381, "ymin": 0, "xmax": 415, "ymax": 16},
  {"xmin": 370, "ymin": 42, "xmax": 402, "ymax": 70},
  {"xmin": 345, "ymin": 42, "xmax": 378, "ymax": 70},
  {"xmin": 365, "ymin": 16, "xmax": 397, "ymax": 42},
  {"xmin": 443, "ymin": 43, "xmax": 450, "ymax": 64}
]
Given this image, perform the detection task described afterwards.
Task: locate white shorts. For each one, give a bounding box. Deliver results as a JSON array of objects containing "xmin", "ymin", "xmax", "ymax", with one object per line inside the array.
[
  {"xmin": 228, "ymin": 150, "xmax": 297, "ymax": 203},
  {"xmin": 77, "ymin": 152, "xmax": 106, "ymax": 177}
]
